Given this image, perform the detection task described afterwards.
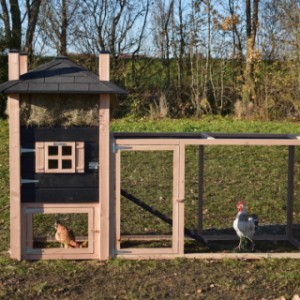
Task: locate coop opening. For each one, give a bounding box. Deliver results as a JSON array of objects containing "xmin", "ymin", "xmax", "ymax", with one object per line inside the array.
[
  {"xmin": 117, "ymin": 148, "xmax": 177, "ymax": 252},
  {"xmin": 184, "ymin": 145, "xmax": 300, "ymax": 254},
  {"xmin": 31, "ymin": 213, "xmax": 89, "ymax": 249}
]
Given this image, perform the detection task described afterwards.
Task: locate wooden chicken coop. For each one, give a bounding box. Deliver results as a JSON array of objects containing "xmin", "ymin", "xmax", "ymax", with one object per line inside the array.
[
  {"xmin": 0, "ymin": 50, "xmax": 126, "ymax": 260},
  {"xmin": 2, "ymin": 50, "xmax": 300, "ymax": 260}
]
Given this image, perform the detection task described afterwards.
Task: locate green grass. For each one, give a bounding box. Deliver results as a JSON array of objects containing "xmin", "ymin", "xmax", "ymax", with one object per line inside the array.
[
  {"xmin": 2, "ymin": 117, "xmax": 300, "ymax": 298},
  {"xmin": 115, "ymin": 117, "xmax": 300, "ymax": 252}
]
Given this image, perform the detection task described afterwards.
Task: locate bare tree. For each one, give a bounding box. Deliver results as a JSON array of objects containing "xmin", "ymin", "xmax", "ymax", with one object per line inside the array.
[
  {"xmin": 0, "ymin": 0, "xmax": 21, "ymax": 49},
  {"xmin": 25, "ymin": 0, "xmax": 42, "ymax": 57},
  {"xmin": 242, "ymin": 0, "xmax": 259, "ymax": 116},
  {"xmin": 39, "ymin": 0, "xmax": 80, "ymax": 55}
]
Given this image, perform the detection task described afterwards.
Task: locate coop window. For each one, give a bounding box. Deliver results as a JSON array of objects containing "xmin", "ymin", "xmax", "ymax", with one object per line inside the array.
[{"xmin": 35, "ymin": 142, "xmax": 85, "ymax": 173}]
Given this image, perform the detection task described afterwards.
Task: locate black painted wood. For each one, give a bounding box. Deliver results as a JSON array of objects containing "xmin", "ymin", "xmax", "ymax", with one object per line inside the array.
[
  {"xmin": 21, "ymin": 126, "xmax": 99, "ymax": 203},
  {"xmin": 21, "ymin": 188, "xmax": 98, "ymax": 203}
]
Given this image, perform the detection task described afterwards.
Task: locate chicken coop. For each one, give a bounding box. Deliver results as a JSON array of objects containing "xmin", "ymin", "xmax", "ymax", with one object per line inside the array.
[{"xmin": 2, "ymin": 50, "xmax": 300, "ymax": 260}]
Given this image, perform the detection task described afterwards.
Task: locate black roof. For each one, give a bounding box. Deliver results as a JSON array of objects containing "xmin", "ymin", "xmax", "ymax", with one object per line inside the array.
[{"xmin": 0, "ymin": 56, "xmax": 127, "ymax": 95}]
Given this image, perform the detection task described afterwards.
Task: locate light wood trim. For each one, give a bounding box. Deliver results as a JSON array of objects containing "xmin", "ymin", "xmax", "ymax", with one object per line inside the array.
[
  {"xmin": 117, "ymin": 248, "xmax": 175, "ymax": 255},
  {"xmin": 177, "ymin": 143, "xmax": 185, "ymax": 254},
  {"xmin": 172, "ymin": 146, "xmax": 180, "ymax": 253},
  {"xmin": 198, "ymin": 146, "xmax": 204, "ymax": 235},
  {"xmin": 109, "ymin": 136, "xmax": 117, "ymax": 257},
  {"xmin": 8, "ymin": 94, "xmax": 21, "ymax": 260},
  {"xmin": 121, "ymin": 234, "xmax": 173, "ymax": 241},
  {"xmin": 116, "ymin": 139, "xmax": 181, "ymax": 146},
  {"xmin": 117, "ymin": 252, "xmax": 300, "ymax": 260},
  {"xmin": 25, "ymin": 253, "xmax": 99, "ymax": 260},
  {"xmin": 116, "ymin": 144, "xmax": 179, "ymax": 255},
  {"xmin": 35, "ymin": 142, "xmax": 45, "ymax": 173},
  {"xmin": 19, "ymin": 53, "xmax": 28, "ymax": 75},
  {"xmin": 115, "ymin": 138, "xmax": 300, "ymax": 146},
  {"xmin": 23, "ymin": 203, "xmax": 98, "ymax": 209},
  {"xmin": 26, "ymin": 248, "xmax": 92, "ymax": 255},
  {"xmin": 94, "ymin": 204, "xmax": 100, "ymax": 259},
  {"xmin": 22, "ymin": 203, "xmax": 99, "ymax": 259},
  {"xmin": 75, "ymin": 142, "xmax": 85, "ymax": 173},
  {"xmin": 99, "ymin": 94, "xmax": 110, "ymax": 260},
  {"xmin": 9, "ymin": 52, "xmax": 20, "ymax": 80},
  {"xmin": 117, "ymin": 145, "xmax": 179, "ymax": 151},
  {"xmin": 115, "ymin": 144, "xmax": 121, "ymax": 251},
  {"xmin": 99, "ymin": 53, "xmax": 110, "ymax": 81}
]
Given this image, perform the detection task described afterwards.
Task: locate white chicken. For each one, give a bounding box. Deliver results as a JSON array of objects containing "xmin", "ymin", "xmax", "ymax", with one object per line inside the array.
[{"xmin": 233, "ymin": 201, "xmax": 258, "ymax": 251}]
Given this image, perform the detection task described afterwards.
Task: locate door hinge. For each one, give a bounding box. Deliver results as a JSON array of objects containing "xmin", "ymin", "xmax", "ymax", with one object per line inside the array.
[
  {"xmin": 21, "ymin": 178, "xmax": 39, "ymax": 185},
  {"xmin": 21, "ymin": 148, "xmax": 36, "ymax": 154},
  {"xmin": 112, "ymin": 144, "xmax": 132, "ymax": 153}
]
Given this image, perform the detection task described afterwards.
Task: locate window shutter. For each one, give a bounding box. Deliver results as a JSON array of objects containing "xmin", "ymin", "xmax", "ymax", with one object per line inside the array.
[
  {"xmin": 35, "ymin": 142, "xmax": 45, "ymax": 173},
  {"xmin": 75, "ymin": 142, "xmax": 85, "ymax": 173}
]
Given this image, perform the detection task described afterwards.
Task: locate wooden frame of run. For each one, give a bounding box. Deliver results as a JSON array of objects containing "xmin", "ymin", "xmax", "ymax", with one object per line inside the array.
[
  {"xmin": 112, "ymin": 134, "xmax": 300, "ymax": 260},
  {"xmin": 114, "ymin": 144, "xmax": 184, "ymax": 256},
  {"xmin": 21, "ymin": 203, "xmax": 100, "ymax": 260}
]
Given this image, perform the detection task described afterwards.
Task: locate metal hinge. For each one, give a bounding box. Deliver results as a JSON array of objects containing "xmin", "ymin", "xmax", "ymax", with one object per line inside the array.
[
  {"xmin": 21, "ymin": 148, "xmax": 36, "ymax": 154},
  {"xmin": 21, "ymin": 178, "xmax": 39, "ymax": 184},
  {"xmin": 112, "ymin": 144, "xmax": 132, "ymax": 153}
]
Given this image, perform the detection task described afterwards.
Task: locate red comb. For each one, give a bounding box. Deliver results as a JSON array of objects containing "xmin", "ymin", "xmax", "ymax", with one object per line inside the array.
[{"xmin": 237, "ymin": 201, "xmax": 246, "ymax": 211}]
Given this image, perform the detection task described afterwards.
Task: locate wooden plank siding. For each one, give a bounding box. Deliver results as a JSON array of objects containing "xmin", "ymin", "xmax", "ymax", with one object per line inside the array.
[{"xmin": 21, "ymin": 127, "xmax": 99, "ymax": 203}]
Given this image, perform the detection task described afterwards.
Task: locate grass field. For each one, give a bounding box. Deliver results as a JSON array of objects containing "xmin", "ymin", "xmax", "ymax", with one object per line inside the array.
[{"xmin": 1, "ymin": 117, "xmax": 300, "ymax": 299}]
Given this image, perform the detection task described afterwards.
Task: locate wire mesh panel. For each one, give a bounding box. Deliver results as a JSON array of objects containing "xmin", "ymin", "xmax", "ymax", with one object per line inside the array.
[
  {"xmin": 118, "ymin": 147, "xmax": 177, "ymax": 251},
  {"xmin": 292, "ymin": 147, "xmax": 300, "ymax": 246},
  {"xmin": 32, "ymin": 213, "xmax": 88, "ymax": 249},
  {"xmin": 185, "ymin": 145, "xmax": 295, "ymax": 253}
]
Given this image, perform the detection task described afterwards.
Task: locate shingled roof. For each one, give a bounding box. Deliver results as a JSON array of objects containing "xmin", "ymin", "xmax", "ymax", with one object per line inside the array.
[{"xmin": 0, "ymin": 56, "xmax": 127, "ymax": 95}]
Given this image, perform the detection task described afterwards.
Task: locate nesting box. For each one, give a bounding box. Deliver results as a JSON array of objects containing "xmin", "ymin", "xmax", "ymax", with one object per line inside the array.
[{"xmin": 0, "ymin": 51, "xmax": 126, "ymax": 260}]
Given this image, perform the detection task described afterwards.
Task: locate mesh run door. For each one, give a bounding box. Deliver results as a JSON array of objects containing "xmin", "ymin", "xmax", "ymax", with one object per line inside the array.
[{"xmin": 115, "ymin": 144, "xmax": 182, "ymax": 255}]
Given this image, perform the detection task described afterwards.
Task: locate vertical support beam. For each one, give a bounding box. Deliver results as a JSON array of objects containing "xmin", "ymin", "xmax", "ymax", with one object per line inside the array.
[
  {"xmin": 8, "ymin": 94, "xmax": 21, "ymax": 260},
  {"xmin": 99, "ymin": 52, "xmax": 111, "ymax": 260},
  {"xmin": 198, "ymin": 146, "xmax": 204, "ymax": 235},
  {"xmin": 99, "ymin": 52, "xmax": 110, "ymax": 81},
  {"xmin": 115, "ymin": 145, "xmax": 121, "ymax": 252},
  {"xmin": 109, "ymin": 134, "xmax": 117, "ymax": 257},
  {"xmin": 287, "ymin": 146, "xmax": 295, "ymax": 240},
  {"xmin": 178, "ymin": 142, "xmax": 185, "ymax": 254},
  {"xmin": 19, "ymin": 52, "xmax": 28, "ymax": 75},
  {"xmin": 9, "ymin": 50, "xmax": 20, "ymax": 80},
  {"xmin": 99, "ymin": 94, "xmax": 110, "ymax": 260}
]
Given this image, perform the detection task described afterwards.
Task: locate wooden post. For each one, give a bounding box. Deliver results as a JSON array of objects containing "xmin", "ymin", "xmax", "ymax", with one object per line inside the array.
[
  {"xmin": 19, "ymin": 52, "xmax": 28, "ymax": 75},
  {"xmin": 9, "ymin": 50, "xmax": 20, "ymax": 80},
  {"xmin": 178, "ymin": 143, "xmax": 185, "ymax": 254},
  {"xmin": 8, "ymin": 51, "xmax": 21, "ymax": 260},
  {"xmin": 287, "ymin": 146, "xmax": 295, "ymax": 240},
  {"xmin": 8, "ymin": 94, "xmax": 21, "ymax": 260},
  {"xmin": 99, "ymin": 52, "xmax": 110, "ymax": 81},
  {"xmin": 198, "ymin": 146, "xmax": 204, "ymax": 235},
  {"xmin": 99, "ymin": 52, "xmax": 110, "ymax": 260},
  {"xmin": 109, "ymin": 134, "xmax": 116, "ymax": 257}
]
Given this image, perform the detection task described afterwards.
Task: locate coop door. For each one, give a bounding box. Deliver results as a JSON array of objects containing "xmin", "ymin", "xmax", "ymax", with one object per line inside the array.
[{"xmin": 115, "ymin": 144, "xmax": 182, "ymax": 255}]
